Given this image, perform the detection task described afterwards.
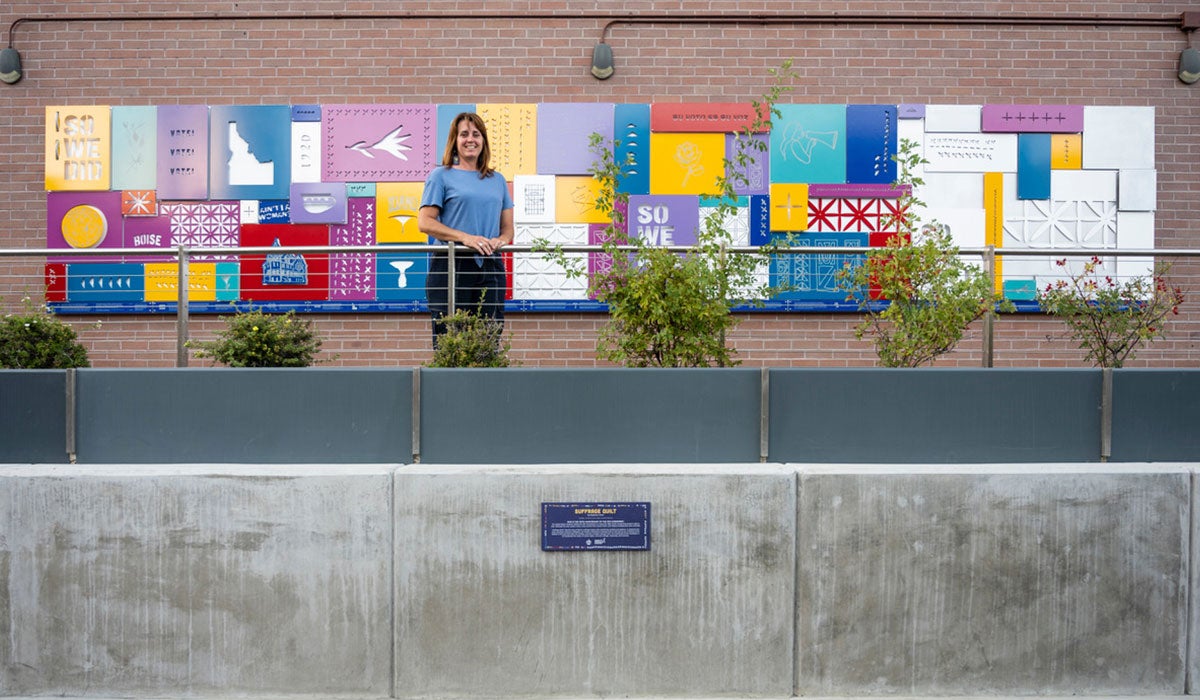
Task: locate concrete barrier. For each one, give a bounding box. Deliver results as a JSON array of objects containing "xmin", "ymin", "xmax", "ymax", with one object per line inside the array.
[
  {"xmin": 394, "ymin": 464, "xmax": 796, "ymax": 697},
  {"xmin": 0, "ymin": 463, "xmax": 1194, "ymax": 698},
  {"xmin": 0, "ymin": 465, "xmax": 393, "ymax": 697},
  {"xmin": 796, "ymin": 465, "xmax": 1190, "ymax": 696}
]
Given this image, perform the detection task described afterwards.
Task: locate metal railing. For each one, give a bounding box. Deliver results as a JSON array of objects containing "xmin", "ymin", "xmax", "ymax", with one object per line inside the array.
[{"xmin": 2, "ymin": 242, "xmax": 1195, "ymax": 368}]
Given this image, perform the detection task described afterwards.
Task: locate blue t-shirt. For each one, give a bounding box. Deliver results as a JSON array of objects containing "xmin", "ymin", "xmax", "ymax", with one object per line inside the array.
[{"xmin": 420, "ymin": 167, "xmax": 514, "ymax": 241}]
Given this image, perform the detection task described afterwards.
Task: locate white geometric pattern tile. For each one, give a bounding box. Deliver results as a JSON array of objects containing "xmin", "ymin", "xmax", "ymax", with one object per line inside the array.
[
  {"xmin": 1003, "ymin": 199, "xmax": 1118, "ymax": 250},
  {"xmin": 162, "ymin": 201, "xmax": 240, "ymax": 261},
  {"xmin": 701, "ymin": 206, "xmax": 767, "ymax": 295},
  {"xmin": 513, "ymin": 223, "xmax": 588, "ymax": 299}
]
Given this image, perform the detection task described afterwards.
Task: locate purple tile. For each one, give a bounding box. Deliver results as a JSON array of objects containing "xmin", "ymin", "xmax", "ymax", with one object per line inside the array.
[
  {"xmin": 290, "ymin": 182, "xmax": 348, "ymax": 224},
  {"xmin": 123, "ymin": 214, "xmax": 174, "ymax": 262},
  {"xmin": 982, "ymin": 104, "xmax": 1084, "ymax": 132},
  {"xmin": 47, "ymin": 191, "xmax": 124, "ymax": 263},
  {"xmin": 628, "ymin": 195, "xmax": 701, "ymax": 246},
  {"xmin": 808, "ymin": 183, "xmax": 911, "ymax": 199},
  {"xmin": 726, "ymin": 133, "xmax": 769, "ymax": 195},
  {"xmin": 324, "ymin": 104, "xmax": 436, "ymax": 182},
  {"xmin": 330, "ymin": 198, "xmax": 377, "ymax": 301},
  {"xmin": 536, "ymin": 103, "xmax": 615, "ymax": 175},
  {"xmin": 898, "ymin": 104, "xmax": 926, "ymax": 119},
  {"xmin": 157, "ymin": 105, "xmax": 209, "ymax": 200}
]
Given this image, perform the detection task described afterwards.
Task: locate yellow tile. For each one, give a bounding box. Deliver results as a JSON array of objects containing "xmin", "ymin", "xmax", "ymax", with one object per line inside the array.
[
  {"xmin": 983, "ymin": 172, "xmax": 1005, "ymax": 292},
  {"xmin": 769, "ymin": 183, "xmax": 809, "ymax": 231},
  {"xmin": 649, "ymin": 132, "xmax": 725, "ymax": 195},
  {"xmin": 476, "ymin": 104, "xmax": 538, "ymax": 177},
  {"xmin": 45, "ymin": 106, "xmax": 111, "ymax": 191},
  {"xmin": 376, "ymin": 182, "xmax": 425, "ymax": 243},
  {"xmin": 144, "ymin": 262, "xmax": 217, "ymax": 302},
  {"xmin": 1051, "ymin": 134, "xmax": 1082, "ymax": 169},
  {"xmin": 983, "ymin": 172, "xmax": 1004, "ymax": 247},
  {"xmin": 555, "ymin": 176, "xmax": 608, "ymax": 224}
]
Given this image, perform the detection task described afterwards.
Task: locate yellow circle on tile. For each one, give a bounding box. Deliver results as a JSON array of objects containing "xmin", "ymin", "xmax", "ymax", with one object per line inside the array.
[{"xmin": 61, "ymin": 204, "xmax": 108, "ymax": 249}]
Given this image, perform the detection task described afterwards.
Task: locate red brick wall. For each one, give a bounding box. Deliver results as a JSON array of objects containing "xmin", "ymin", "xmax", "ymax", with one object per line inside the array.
[{"xmin": 3, "ymin": 1, "xmax": 1198, "ymax": 367}]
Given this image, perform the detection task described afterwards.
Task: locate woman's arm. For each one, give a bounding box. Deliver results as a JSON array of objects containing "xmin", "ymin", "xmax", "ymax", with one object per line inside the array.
[{"xmin": 418, "ymin": 205, "xmax": 502, "ymax": 255}]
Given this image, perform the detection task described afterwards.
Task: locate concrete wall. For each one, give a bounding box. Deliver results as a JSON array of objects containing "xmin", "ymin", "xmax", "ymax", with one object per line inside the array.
[{"xmin": 1, "ymin": 463, "xmax": 1193, "ymax": 699}]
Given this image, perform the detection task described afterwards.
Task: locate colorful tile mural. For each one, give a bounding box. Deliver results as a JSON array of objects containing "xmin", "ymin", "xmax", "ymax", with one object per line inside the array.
[{"xmin": 42, "ymin": 102, "xmax": 1158, "ymax": 312}]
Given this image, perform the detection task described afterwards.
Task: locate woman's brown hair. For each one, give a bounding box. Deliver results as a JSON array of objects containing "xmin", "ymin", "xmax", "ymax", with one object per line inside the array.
[{"xmin": 441, "ymin": 112, "xmax": 494, "ymax": 177}]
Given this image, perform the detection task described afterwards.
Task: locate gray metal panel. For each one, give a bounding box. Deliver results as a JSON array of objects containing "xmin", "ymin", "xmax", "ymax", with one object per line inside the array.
[
  {"xmin": 419, "ymin": 368, "xmax": 762, "ymax": 463},
  {"xmin": 769, "ymin": 369, "xmax": 1101, "ymax": 463},
  {"xmin": 75, "ymin": 368, "xmax": 412, "ymax": 463},
  {"xmin": 0, "ymin": 370, "xmax": 68, "ymax": 464},
  {"xmin": 1111, "ymin": 370, "xmax": 1200, "ymax": 462}
]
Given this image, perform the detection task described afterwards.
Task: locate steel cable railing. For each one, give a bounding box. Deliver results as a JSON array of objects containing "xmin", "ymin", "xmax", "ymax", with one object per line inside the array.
[{"xmin": 1, "ymin": 242, "xmax": 1195, "ymax": 367}]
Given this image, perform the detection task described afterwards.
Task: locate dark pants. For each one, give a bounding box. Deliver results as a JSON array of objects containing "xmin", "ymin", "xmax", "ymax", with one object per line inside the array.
[{"xmin": 426, "ymin": 251, "xmax": 506, "ymax": 346}]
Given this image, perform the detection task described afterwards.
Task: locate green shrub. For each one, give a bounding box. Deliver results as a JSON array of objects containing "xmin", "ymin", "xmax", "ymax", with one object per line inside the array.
[
  {"xmin": 427, "ymin": 310, "xmax": 512, "ymax": 368},
  {"xmin": 189, "ymin": 307, "xmax": 323, "ymax": 367},
  {"xmin": 1038, "ymin": 257, "xmax": 1185, "ymax": 368},
  {"xmin": 0, "ymin": 298, "xmax": 90, "ymax": 369},
  {"xmin": 838, "ymin": 139, "xmax": 1012, "ymax": 367},
  {"xmin": 535, "ymin": 61, "xmax": 797, "ymax": 367}
]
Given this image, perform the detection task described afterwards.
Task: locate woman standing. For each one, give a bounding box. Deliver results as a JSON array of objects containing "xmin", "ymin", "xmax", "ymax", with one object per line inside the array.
[{"xmin": 418, "ymin": 112, "xmax": 515, "ymax": 345}]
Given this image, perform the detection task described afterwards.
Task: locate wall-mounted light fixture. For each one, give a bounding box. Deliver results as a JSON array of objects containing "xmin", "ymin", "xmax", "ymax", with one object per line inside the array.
[
  {"xmin": 590, "ymin": 42, "xmax": 614, "ymax": 80},
  {"xmin": 1181, "ymin": 11, "xmax": 1200, "ymax": 83},
  {"xmin": 0, "ymin": 46, "xmax": 21, "ymax": 84}
]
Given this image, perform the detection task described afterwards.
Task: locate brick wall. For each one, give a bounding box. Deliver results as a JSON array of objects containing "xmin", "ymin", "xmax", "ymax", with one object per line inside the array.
[{"xmin": 3, "ymin": 1, "xmax": 1197, "ymax": 367}]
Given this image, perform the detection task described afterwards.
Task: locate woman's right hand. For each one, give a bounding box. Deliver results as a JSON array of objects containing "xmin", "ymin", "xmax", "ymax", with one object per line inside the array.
[{"xmin": 461, "ymin": 234, "xmax": 498, "ymax": 256}]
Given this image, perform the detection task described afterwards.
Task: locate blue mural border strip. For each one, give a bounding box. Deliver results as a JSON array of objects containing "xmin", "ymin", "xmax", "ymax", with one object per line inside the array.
[{"xmin": 47, "ymin": 299, "xmax": 1042, "ymax": 314}]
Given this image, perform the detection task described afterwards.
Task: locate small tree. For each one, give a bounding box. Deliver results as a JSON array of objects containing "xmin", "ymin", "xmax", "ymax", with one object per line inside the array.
[
  {"xmin": 1037, "ymin": 257, "xmax": 1184, "ymax": 368},
  {"xmin": 0, "ymin": 297, "xmax": 90, "ymax": 369},
  {"xmin": 427, "ymin": 309, "xmax": 513, "ymax": 368},
  {"xmin": 838, "ymin": 139, "xmax": 1011, "ymax": 367},
  {"xmin": 189, "ymin": 307, "xmax": 323, "ymax": 367},
  {"xmin": 538, "ymin": 61, "xmax": 797, "ymax": 367}
]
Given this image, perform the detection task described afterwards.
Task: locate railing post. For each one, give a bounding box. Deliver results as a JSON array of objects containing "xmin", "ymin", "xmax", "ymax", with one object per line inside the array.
[
  {"xmin": 447, "ymin": 241, "xmax": 457, "ymax": 316},
  {"xmin": 982, "ymin": 245, "xmax": 995, "ymax": 368},
  {"xmin": 65, "ymin": 367, "xmax": 77, "ymax": 464},
  {"xmin": 1100, "ymin": 367, "xmax": 1113, "ymax": 462},
  {"xmin": 176, "ymin": 244, "xmax": 189, "ymax": 367}
]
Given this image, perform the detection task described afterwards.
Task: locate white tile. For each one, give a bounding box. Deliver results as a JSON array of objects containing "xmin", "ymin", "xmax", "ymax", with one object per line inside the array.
[
  {"xmin": 239, "ymin": 199, "xmax": 259, "ymax": 224},
  {"xmin": 925, "ymin": 133, "xmax": 1018, "ymax": 173},
  {"xmin": 290, "ymin": 121, "xmax": 322, "ymax": 184},
  {"xmin": 922, "ymin": 207, "xmax": 986, "ymax": 249},
  {"xmin": 924, "ymin": 105, "xmax": 982, "ymax": 132},
  {"xmin": 1082, "ymin": 106, "xmax": 1155, "ymax": 169},
  {"xmin": 1118, "ymin": 169, "xmax": 1157, "ymax": 212},
  {"xmin": 513, "ymin": 175, "xmax": 557, "ymax": 223},
  {"xmin": 1050, "ymin": 170, "xmax": 1118, "ymax": 202},
  {"xmin": 919, "ymin": 172, "xmax": 983, "ymax": 209},
  {"xmin": 1117, "ymin": 211, "xmax": 1154, "ymax": 249}
]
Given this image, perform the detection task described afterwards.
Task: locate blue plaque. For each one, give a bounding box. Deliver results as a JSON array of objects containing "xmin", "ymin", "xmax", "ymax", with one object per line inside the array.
[{"xmin": 542, "ymin": 502, "xmax": 650, "ymax": 551}]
